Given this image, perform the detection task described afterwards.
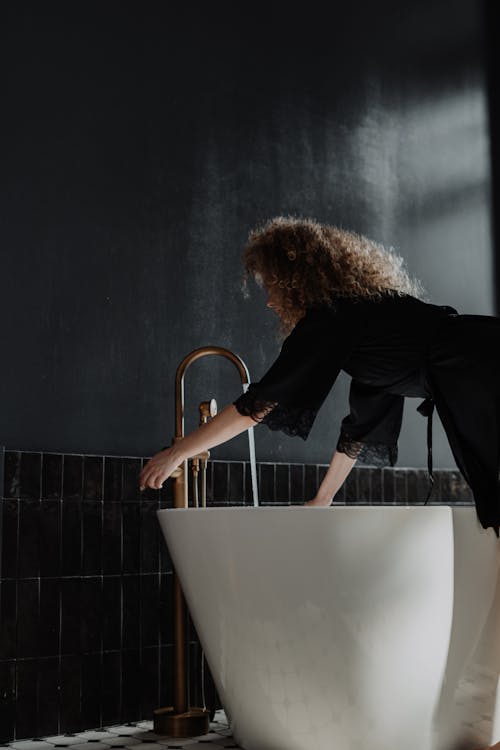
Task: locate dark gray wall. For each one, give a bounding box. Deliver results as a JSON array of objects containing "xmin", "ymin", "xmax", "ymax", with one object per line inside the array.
[{"xmin": 1, "ymin": 1, "xmax": 493, "ymax": 469}]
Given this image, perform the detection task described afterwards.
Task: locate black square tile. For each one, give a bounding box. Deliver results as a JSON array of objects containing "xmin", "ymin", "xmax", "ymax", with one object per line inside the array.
[
  {"xmin": 60, "ymin": 654, "xmax": 83, "ymax": 734},
  {"xmin": 39, "ymin": 500, "xmax": 61, "ymax": 577},
  {"xmin": 37, "ymin": 657, "xmax": 60, "ymax": 737},
  {"xmin": 357, "ymin": 469, "xmax": 371, "ymax": 503},
  {"xmin": 159, "ymin": 573, "xmax": 174, "ymax": 646},
  {"xmin": 0, "ymin": 580, "xmax": 17, "ymax": 660},
  {"xmin": 39, "ymin": 579, "xmax": 60, "ymax": 657},
  {"xmin": 104, "ymin": 456, "xmax": 123, "ymax": 502},
  {"xmin": 406, "ymin": 469, "xmax": 419, "ymax": 504},
  {"xmin": 14, "ymin": 659, "xmax": 38, "ymax": 739},
  {"xmin": 61, "ymin": 578, "xmax": 81, "ymax": 655},
  {"xmin": 433, "ymin": 469, "xmax": 445, "ymax": 502},
  {"xmin": 393, "ymin": 469, "xmax": 408, "ymax": 504},
  {"xmin": 80, "ymin": 578, "xmax": 102, "ymax": 653},
  {"xmin": 122, "ymin": 458, "xmax": 142, "ymax": 502},
  {"xmin": 4, "ymin": 451, "xmax": 20, "ymax": 498},
  {"xmin": 159, "ymin": 645, "xmax": 174, "ymax": 707},
  {"xmin": 382, "ymin": 469, "xmax": 395, "ymax": 503},
  {"xmin": 446, "ymin": 469, "xmax": 473, "ymax": 503},
  {"xmin": 160, "ymin": 464, "xmax": 176, "ymax": 507},
  {"xmin": 290, "ymin": 464, "xmax": 304, "ymax": 504},
  {"xmin": 61, "ymin": 500, "xmax": 82, "ymax": 576},
  {"xmin": 275, "ymin": 464, "xmax": 289, "ymax": 503},
  {"xmin": 344, "ymin": 469, "xmax": 359, "ymax": 503},
  {"xmin": 304, "ymin": 465, "xmax": 318, "ymax": 500},
  {"xmin": 122, "ymin": 503, "xmax": 140, "ymax": 573},
  {"xmin": 370, "ymin": 469, "xmax": 382, "ymax": 504},
  {"xmin": 82, "ymin": 501, "xmax": 102, "ymax": 576},
  {"xmin": 141, "ymin": 574, "xmax": 160, "ymax": 648},
  {"xmin": 212, "ymin": 462, "xmax": 228, "ymax": 503},
  {"xmin": 0, "ymin": 661, "xmax": 16, "ymax": 743},
  {"xmin": 103, "ymin": 577, "xmax": 121, "ymax": 652},
  {"xmin": 41, "ymin": 453, "xmax": 63, "ymax": 500},
  {"xmin": 122, "ymin": 649, "xmax": 141, "ymax": 720},
  {"xmin": 122, "ymin": 575, "xmax": 140, "ymax": 650},
  {"xmin": 259, "ymin": 464, "xmax": 275, "ymax": 504},
  {"xmin": 81, "ymin": 652, "xmax": 101, "ymax": 730},
  {"xmin": 432, "ymin": 469, "xmax": 447, "ymax": 503},
  {"xmin": 228, "ymin": 462, "xmax": 244, "ymax": 505},
  {"xmin": 1, "ymin": 500, "xmax": 18, "ymax": 579},
  {"xmin": 62, "ymin": 455, "xmax": 83, "ymax": 501},
  {"xmin": 141, "ymin": 499, "xmax": 160, "ymax": 574},
  {"xmin": 83, "ymin": 456, "xmax": 104, "ymax": 501},
  {"xmin": 103, "ymin": 502, "xmax": 122, "ymax": 575},
  {"xmin": 102, "ymin": 651, "xmax": 121, "ymax": 727},
  {"xmin": 140, "ymin": 646, "xmax": 160, "ymax": 719},
  {"xmin": 18, "ymin": 499, "xmax": 40, "ymax": 578},
  {"xmin": 19, "ymin": 452, "xmax": 42, "ymax": 499},
  {"xmin": 17, "ymin": 580, "xmax": 40, "ymax": 658}
]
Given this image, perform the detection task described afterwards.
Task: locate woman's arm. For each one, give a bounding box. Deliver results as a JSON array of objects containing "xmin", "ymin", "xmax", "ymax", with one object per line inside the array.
[
  {"xmin": 139, "ymin": 404, "xmax": 259, "ymax": 490},
  {"xmin": 139, "ymin": 404, "xmax": 358, "ymax": 499},
  {"xmin": 305, "ymin": 449, "xmax": 357, "ymax": 506}
]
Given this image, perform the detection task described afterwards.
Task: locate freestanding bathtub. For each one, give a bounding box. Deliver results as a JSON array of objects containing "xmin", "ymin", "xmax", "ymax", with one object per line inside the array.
[{"xmin": 156, "ymin": 506, "xmax": 500, "ymax": 750}]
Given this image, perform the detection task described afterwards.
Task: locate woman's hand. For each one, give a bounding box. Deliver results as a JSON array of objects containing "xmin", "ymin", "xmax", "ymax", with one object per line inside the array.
[
  {"xmin": 139, "ymin": 445, "xmax": 184, "ymax": 491},
  {"xmin": 303, "ymin": 496, "xmax": 332, "ymax": 507}
]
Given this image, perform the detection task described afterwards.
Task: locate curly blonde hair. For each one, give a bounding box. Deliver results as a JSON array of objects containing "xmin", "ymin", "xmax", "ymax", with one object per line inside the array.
[{"xmin": 241, "ymin": 215, "xmax": 427, "ymax": 336}]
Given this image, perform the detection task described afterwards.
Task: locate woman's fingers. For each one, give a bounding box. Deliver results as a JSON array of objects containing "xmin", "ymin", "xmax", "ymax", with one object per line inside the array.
[
  {"xmin": 139, "ymin": 448, "xmax": 181, "ymax": 490},
  {"xmin": 140, "ymin": 464, "xmax": 165, "ymax": 490},
  {"xmin": 139, "ymin": 457, "xmax": 160, "ymax": 490},
  {"xmin": 140, "ymin": 469, "xmax": 164, "ymax": 490}
]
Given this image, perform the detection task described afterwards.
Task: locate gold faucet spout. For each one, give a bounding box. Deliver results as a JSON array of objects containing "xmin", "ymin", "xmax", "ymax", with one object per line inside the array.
[
  {"xmin": 172, "ymin": 346, "xmax": 251, "ymax": 509},
  {"xmin": 175, "ymin": 346, "xmax": 250, "ymax": 439}
]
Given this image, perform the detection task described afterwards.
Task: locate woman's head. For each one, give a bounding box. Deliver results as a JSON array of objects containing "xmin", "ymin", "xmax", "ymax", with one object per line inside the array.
[{"xmin": 241, "ymin": 215, "xmax": 426, "ymax": 336}]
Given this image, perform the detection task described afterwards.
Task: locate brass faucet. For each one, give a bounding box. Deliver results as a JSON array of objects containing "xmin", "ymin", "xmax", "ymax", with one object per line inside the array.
[
  {"xmin": 153, "ymin": 346, "xmax": 251, "ymax": 738},
  {"xmin": 170, "ymin": 346, "xmax": 251, "ymax": 508}
]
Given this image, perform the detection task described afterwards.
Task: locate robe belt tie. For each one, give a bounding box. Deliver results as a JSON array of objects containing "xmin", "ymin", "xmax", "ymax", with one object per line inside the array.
[{"xmin": 416, "ymin": 396, "xmax": 435, "ymax": 504}]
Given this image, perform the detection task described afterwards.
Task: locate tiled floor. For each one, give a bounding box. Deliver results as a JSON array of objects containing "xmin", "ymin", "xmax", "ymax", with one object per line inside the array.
[
  {"xmin": 5, "ymin": 711, "xmax": 239, "ymax": 750},
  {"xmin": 3, "ymin": 669, "xmax": 498, "ymax": 750}
]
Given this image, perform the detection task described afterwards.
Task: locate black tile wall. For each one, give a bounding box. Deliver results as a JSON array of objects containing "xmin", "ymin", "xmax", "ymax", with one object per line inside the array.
[
  {"xmin": 0, "ymin": 449, "xmax": 185, "ymax": 743},
  {"xmin": 0, "ymin": 446, "xmax": 474, "ymax": 742}
]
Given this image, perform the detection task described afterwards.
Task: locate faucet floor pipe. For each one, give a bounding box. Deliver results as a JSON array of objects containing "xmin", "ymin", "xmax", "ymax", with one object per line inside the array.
[{"xmin": 153, "ymin": 346, "xmax": 252, "ymax": 738}]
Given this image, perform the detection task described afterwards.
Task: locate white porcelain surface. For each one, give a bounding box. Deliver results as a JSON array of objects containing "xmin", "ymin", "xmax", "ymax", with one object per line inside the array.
[{"xmin": 156, "ymin": 506, "xmax": 500, "ymax": 750}]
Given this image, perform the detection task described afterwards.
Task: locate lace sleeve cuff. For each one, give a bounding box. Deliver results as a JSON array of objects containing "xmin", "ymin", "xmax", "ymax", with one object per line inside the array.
[
  {"xmin": 233, "ymin": 390, "xmax": 318, "ymax": 441},
  {"xmin": 336, "ymin": 433, "xmax": 398, "ymax": 467}
]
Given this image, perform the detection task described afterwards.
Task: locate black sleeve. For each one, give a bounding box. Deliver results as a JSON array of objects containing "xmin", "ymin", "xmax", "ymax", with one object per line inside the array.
[
  {"xmin": 336, "ymin": 379, "xmax": 404, "ymax": 466},
  {"xmin": 233, "ymin": 308, "xmax": 354, "ymax": 440}
]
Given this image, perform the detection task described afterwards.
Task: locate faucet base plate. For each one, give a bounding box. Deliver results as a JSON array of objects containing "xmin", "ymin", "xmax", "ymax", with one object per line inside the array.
[{"xmin": 152, "ymin": 706, "xmax": 210, "ymax": 738}]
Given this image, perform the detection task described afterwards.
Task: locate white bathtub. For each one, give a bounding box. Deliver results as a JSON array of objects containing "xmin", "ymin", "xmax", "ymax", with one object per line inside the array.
[{"xmin": 156, "ymin": 506, "xmax": 500, "ymax": 750}]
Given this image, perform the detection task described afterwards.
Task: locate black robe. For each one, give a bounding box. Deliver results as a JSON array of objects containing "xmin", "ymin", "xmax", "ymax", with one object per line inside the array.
[{"xmin": 233, "ymin": 290, "xmax": 500, "ymax": 538}]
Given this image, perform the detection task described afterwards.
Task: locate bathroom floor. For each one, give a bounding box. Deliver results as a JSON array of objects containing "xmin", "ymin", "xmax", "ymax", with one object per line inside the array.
[
  {"xmin": 3, "ymin": 665, "xmax": 498, "ymax": 750},
  {"xmin": 2, "ymin": 678, "xmax": 499, "ymax": 750},
  {"xmin": 6, "ymin": 711, "xmax": 239, "ymax": 750}
]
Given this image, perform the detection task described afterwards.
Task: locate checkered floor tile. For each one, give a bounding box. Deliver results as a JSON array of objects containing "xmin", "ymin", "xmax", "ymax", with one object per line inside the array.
[{"xmin": 4, "ymin": 711, "xmax": 239, "ymax": 750}]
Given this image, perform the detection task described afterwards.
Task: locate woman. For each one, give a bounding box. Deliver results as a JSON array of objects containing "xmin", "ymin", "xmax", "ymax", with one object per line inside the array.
[{"xmin": 139, "ymin": 216, "xmax": 500, "ymax": 538}]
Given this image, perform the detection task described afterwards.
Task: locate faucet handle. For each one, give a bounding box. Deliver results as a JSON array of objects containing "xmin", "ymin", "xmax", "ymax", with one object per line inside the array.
[{"xmin": 199, "ymin": 399, "xmax": 217, "ymax": 423}]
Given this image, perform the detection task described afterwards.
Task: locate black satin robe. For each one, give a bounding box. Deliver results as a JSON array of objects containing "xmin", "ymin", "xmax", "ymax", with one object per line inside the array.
[{"xmin": 233, "ymin": 290, "xmax": 500, "ymax": 537}]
